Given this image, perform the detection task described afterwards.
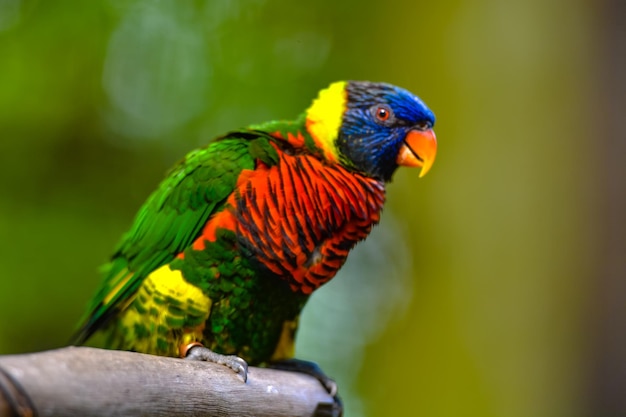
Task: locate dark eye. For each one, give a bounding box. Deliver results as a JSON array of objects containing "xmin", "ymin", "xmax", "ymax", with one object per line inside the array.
[
  {"xmin": 416, "ymin": 120, "xmax": 431, "ymax": 131},
  {"xmin": 372, "ymin": 105, "xmax": 393, "ymax": 123}
]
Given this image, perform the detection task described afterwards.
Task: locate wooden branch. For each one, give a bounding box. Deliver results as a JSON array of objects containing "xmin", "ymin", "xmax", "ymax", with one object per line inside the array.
[{"xmin": 0, "ymin": 347, "xmax": 338, "ymax": 417}]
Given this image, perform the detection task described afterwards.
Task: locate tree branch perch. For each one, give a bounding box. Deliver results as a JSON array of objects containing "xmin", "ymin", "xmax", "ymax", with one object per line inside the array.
[{"xmin": 0, "ymin": 347, "xmax": 338, "ymax": 417}]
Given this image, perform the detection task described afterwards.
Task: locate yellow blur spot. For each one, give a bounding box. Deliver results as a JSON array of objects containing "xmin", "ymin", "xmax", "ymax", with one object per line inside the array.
[{"xmin": 270, "ymin": 317, "xmax": 299, "ymax": 361}]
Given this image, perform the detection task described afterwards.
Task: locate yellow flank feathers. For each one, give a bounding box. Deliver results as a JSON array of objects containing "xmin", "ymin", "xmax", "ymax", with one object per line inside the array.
[
  {"xmin": 305, "ymin": 81, "xmax": 347, "ymax": 162},
  {"xmin": 147, "ymin": 264, "xmax": 210, "ymax": 305},
  {"xmin": 117, "ymin": 264, "xmax": 211, "ymax": 356}
]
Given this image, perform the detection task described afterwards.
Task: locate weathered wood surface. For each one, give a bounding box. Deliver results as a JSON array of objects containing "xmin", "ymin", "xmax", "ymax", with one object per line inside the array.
[{"xmin": 0, "ymin": 347, "xmax": 337, "ymax": 417}]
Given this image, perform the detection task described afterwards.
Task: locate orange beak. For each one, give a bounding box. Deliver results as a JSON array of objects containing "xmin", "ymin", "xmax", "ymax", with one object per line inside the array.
[{"xmin": 396, "ymin": 128, "xmax": 437, "ymax": 177}]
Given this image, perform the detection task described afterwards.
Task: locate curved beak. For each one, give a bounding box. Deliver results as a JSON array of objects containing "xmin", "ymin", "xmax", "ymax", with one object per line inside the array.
[{"xmin": 396, "ymin": 128, "xmax": 437, "ymax": 178}]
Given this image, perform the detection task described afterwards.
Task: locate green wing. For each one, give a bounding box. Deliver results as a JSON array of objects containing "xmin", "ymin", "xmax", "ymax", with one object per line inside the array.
[{"xmin": 73, "ymin": 131, "xmax": 279, "ymax": 344}]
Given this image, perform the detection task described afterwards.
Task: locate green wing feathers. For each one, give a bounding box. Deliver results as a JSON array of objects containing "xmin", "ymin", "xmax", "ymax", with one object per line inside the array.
[{"xmin": 73, "ymin": 136, "xmax": 261, "ymax": 344}]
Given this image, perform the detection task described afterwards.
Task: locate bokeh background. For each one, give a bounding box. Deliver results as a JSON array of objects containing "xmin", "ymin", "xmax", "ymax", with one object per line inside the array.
[{"xmin": 1, "ymin": 1, "xmax": 624, "ymax": 416}]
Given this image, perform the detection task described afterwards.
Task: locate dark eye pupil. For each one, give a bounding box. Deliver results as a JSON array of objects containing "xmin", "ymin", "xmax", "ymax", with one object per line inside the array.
[{"xmin": 378, "ymin": 108, "xmax": 388, "ymax": 119}]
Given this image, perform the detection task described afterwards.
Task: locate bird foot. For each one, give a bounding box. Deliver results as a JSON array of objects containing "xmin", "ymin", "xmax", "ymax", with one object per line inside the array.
[
  {"xmin": 269, "ymin": 359, "xmax": 343, "ymax": 417},
  {"xmin": 182, "ymin": 343, "xmax": 248, "ymax": 383}
]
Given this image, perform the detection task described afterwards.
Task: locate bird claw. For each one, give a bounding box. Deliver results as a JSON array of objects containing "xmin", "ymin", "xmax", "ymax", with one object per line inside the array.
[
  {"xmin": 269, "ymin": 359, "xmax": 343, "ymax": 417},
  {"xmin": 322, "ymin": 379, "xmax": 338, "ymax": 398},
  {"xmin": 185, "ymin": 345, "xmax": 249, "ymax": 383},
  {"xmin": 313, "ymin": 401, "xmax": 343, "ymax": 417}
]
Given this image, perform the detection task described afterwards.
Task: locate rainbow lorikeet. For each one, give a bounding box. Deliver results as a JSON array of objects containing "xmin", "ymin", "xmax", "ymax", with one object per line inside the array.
[{"xmin": 73, "ymin": 81, "xmax": 437, "ymax": 386}]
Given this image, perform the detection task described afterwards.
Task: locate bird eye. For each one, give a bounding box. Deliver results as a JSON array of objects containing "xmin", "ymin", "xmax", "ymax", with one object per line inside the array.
[
  {"xmin": 416, "ymin": 120, "xmax": 432, "ymax": 131},
  {"xmin": 372, "ymin": 105, "xmax": 393, "ymax": 123}
]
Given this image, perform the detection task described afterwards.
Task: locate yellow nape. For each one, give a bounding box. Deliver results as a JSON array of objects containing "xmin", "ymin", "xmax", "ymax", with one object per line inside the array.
[{"xmin": 305, "ymin": 81, "xmax": 347, "ymax": 162}]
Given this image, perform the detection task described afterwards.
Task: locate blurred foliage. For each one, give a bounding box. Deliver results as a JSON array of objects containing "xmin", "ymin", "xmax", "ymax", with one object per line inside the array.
[{"xmin": 0, "ymin": 0, "xmax": 602, "ymax": 416}]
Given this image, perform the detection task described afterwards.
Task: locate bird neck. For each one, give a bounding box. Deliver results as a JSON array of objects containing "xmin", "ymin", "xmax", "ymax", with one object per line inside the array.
[
  {"xmin": 250, "ymin": 82, "xmax": 349, "ymax": 164},
  {"xmin": 249, "ymin": 115, "xmax": 324, "ymax": 162}
]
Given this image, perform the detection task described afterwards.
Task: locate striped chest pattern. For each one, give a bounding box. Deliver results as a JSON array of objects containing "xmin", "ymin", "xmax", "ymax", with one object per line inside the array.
[{"xmin": 194, "ymin": 145, "xmax": 387, "ymax": 294}]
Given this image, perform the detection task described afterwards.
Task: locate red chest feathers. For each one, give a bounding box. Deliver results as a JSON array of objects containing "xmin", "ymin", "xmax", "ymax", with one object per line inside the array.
[{"xmin": 198, "ymin": 151, "xmax": 386, "ymax": 294}]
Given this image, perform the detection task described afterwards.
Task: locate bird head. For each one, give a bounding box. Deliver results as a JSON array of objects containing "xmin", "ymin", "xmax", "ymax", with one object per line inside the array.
[{"xmin": 305, "ymin": 81, "xmax": 437, "ymax": 182}]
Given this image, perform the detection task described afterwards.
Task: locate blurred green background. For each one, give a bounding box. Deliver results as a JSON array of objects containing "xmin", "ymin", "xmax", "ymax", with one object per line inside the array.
[{"xmin": 1, "ymin": 0, "xmax": 624, "ymax": 416}]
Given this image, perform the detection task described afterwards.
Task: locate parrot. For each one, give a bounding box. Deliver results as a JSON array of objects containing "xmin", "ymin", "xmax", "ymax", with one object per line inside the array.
[{"xmin": 72, "ymin": 80, "xmax": 437, "ymax": 393}]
